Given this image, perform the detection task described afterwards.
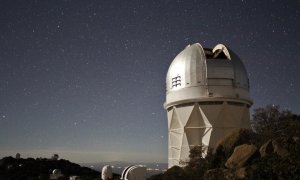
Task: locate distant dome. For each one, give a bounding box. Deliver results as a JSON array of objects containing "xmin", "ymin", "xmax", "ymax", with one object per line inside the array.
[
  {"xmin": 121, "ymin": 165, "xmax": 146, "ymax": 180},
  {"xmin": 102, "ymin": 165, "xmax": 113, "ymax": 180},
  {"xmin": 165, "ymin": 43, "xmax": 252, "ymax": 108},
  {"xmin": 52, "ymin": 169, "xmax": 61, "ymax": 175}
]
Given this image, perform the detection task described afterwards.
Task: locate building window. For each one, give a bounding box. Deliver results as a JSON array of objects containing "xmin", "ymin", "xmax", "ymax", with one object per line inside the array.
[{"xmin": 172, "ymin": 75, "xmax": 181, "ymax": 88}]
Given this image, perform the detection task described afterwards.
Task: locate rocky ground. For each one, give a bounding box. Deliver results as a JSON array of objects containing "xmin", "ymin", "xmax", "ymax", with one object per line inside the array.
[{"xmin": 149, "ymin": 128, "xmax": 300, "ymax": 180}]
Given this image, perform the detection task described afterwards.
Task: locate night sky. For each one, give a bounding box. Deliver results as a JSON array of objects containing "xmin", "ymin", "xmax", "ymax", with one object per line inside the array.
[{"xmin": 0, "ymin": 0, "xmax": 299, "ymax": 163}]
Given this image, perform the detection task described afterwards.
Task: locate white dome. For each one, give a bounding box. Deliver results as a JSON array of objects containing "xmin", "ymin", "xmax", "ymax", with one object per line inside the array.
[
  {"xmin": 52, "ymin": 169, "xmax": 61, "ymax": 175},
  {"xmin": 121, "ymin": 165, "xmax": 146, "ymax": 180},
  {"xmin": 165, "ymin": 43, "xmax": 252, "ymax": 108},
  {"xmin": 102, "ymin": 165, "xmax": 113, "ymax": 179}
]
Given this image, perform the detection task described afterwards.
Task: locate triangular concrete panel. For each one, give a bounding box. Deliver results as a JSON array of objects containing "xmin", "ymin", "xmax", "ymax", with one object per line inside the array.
[
  {"xmin": 218, "ymin": 103, "xmax": 229, "ymax": 127},
  {"xmin": 171, "ymin": 147, "xmax": 180, "ymax": 159},
  {"xmin": 167, "ymin": 108, "xmax": 174, "ymax": 129},
  {"xmin": 203, "ymin": 127, "xmax": 212, "ymax": 136},
  {"xmin": 186, "ymin": 104, "xmax": 205, "ymax": 128},
  {"xmin": 180, "ymin": 146, "xmax": 190, "ymax": 162},
  {"xmin": 199, "ymin": 103, "xmax": 223, "ymax": 125},
  {"xmin": 220, "ymin": 103, "xmax": 248, "ymax": 127},
  {"xmin": 241, "ymin": 107, "xmax": 250, "ymax": 128},
  {"xmin": 181, "ymin": 133, "xmax": 189, "ymax": 146},
  {"xmin": 186, "ymin": 128, "xmax": 205, "ymax": 146},
  {"xmin": 208, "ymin": 128, "xmax": 226, "ymax": 148},
  {"xmin": 170, "ymin": 131, "xmax": 182, "ymax": 147},
  {"xmin": 168, "ymin": 159, "xmax": 173, "ymax": 167},
  {"xmin": 171, "ymin": 159, "xmax": 180, "ymax": 167},
  {"xmin": 170, "ymin": 128, "xmax": 184, "ymax": 134},
  {"xmin": 202, "ymin": 127, "xmax": 212, "ymax": 147},
  {"xmin": 176, "ymin": 105, "xmax": 194, "ymax": 126},
  {"xmin": 170, "ymin": 108, "xmax": 182, "ymax": 129},
  {"xmin": 199, "ymin": 107, "xmax": 212, "ymax": 127},
  {"xmin": 226, "ymin": 104, "xmax": 245, "ymax": 124}
]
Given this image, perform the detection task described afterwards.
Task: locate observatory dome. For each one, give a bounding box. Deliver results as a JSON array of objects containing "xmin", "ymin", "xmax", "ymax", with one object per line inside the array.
[
  {"xmin": 164, "ymin": 43, "xmax": 253, "ymax": 168},
  {"xmin": 165, "ymin": 43, "xmax": 252, "ymax": 108},
  {"xmin": 102, "ymin": 165, "xmax": 113, "ymax": 180}
]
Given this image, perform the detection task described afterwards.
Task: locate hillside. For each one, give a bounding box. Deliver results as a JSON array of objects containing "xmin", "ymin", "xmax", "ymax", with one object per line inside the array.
[{"xmin": 0, "ymin": 156, "xmax": 100, "ymax": 180}]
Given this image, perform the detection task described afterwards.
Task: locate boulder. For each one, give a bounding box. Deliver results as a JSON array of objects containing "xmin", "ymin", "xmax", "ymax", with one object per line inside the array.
[
  {"xmin": 259, "ymin": 140, "xmax": 273, "ymax": 157},
  {"xmin": 225, "ymin": 144, "xmax": 257, "ymax": 169},
  {"xmin": 215, "ymin": 129, "xmax": 258, "ymax": 157},
  {"xmin": 259, "ymin": 139, "xmax": 289, "ymax": 158},
  {"xmin": 272, "ymin": 139, "xmax": 289, "ymax": 158},
  {"xmin": 235, "ymin": 167, "xmax": 247, "ymax": 179}
]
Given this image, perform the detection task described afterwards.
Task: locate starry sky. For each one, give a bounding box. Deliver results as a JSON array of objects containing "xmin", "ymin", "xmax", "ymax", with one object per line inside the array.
[{"xmin": 0, "ymin": 0, "xmax": 299, "ymax": 163}]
